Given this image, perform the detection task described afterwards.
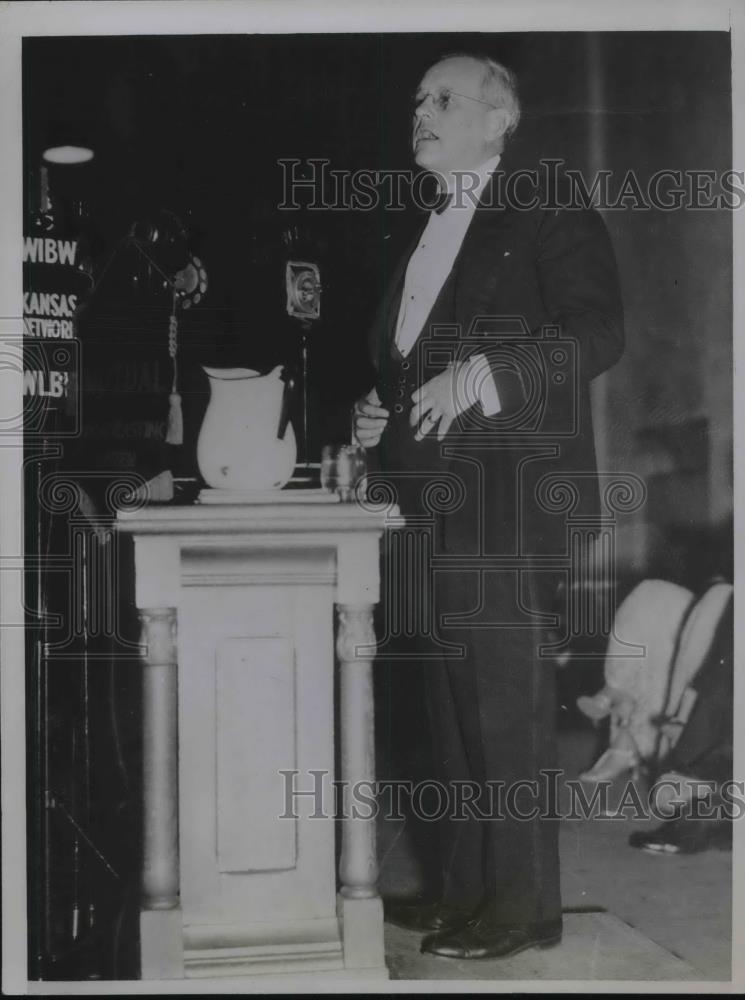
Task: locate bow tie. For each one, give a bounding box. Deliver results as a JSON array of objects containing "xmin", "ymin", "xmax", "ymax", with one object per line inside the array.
[{"xmin": 432, "ymin": 191, "xmax": 452, "ymax": 215}]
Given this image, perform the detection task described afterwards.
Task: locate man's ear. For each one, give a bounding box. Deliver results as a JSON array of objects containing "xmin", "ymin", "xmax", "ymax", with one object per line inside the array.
[{"xmin": 485, "ymin": 107, "xmax": 510, "ymax": 143}]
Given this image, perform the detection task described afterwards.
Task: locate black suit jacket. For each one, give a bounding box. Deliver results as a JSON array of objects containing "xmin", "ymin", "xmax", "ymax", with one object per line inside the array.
[{"xmin": 368, "ymin": 161, "xmax": 625, "ymax": 560}]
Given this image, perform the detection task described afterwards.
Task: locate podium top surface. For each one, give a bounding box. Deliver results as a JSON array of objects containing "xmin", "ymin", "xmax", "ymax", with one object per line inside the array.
[{"xmin": 115, "ymin": 489, "xmax": 402, "ymax": 536}]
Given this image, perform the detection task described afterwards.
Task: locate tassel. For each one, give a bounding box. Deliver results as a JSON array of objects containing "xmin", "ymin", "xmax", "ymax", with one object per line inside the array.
[
  {"xmin": 166, "ymin": 296, "xmax": 182, "ymax": 444},
  {"xmin": 166, "ymin": 391, "xmax": 183, "ymax": 445}
]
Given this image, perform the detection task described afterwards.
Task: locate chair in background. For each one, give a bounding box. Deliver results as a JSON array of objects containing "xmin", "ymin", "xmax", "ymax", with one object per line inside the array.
[{"xmin": 576, "ymin": 578, "xmax": 733, "ymax": 783}]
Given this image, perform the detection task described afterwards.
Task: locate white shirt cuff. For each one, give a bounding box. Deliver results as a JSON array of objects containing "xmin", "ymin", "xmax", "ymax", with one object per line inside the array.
[{"xmin": 455, "ymin": 354, "xmax": 502, "ymax": 416}]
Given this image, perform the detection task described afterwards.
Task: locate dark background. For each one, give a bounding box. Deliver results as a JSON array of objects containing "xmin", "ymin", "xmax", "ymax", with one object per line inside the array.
[{"xmin": 23, "ymin": 32, "xmax": 733, "ymax": 584}]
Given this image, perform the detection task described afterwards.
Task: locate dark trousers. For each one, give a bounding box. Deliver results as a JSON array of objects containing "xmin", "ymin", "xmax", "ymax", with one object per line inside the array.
[
  {"xmin": 664, "ymin": 597, "xmax": 733, "ymax": 784},
  {"xmin": 381, "ymin": 531, "xmax": 562, "ymax": 927},
  {"xmin": 376, "ymin": 384, "xmax": 563, "ymax": 926}
]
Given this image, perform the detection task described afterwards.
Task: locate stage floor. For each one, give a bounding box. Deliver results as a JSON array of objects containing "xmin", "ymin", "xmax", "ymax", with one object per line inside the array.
[{"xmin": 377, "ymin": 727, "xmax": 732, "ymax": 983}]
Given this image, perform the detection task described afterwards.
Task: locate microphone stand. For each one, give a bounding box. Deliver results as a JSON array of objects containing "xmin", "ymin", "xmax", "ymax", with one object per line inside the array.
[{"xmin": 284, "ymin": 254, "xmax": 321, "ymax": 486}]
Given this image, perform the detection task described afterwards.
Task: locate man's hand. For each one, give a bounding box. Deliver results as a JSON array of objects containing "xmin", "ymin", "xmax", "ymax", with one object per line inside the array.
[
  {"xmin": 410, "ymin": 361, "xmax": 468, "ymax": 442},
  {"xmin": 353, "ymin": 387, "xmax": 389, "ymax": 448}
]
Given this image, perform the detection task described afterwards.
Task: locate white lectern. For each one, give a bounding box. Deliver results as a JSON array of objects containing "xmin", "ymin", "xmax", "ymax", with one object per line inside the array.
[{"xmin": 116, "ymin": 495, "xmax": 396, "ymax": 981}]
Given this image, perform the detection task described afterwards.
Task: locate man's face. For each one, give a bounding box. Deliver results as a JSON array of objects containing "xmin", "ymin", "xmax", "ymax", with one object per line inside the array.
[{"xmin": 412, "ymin": 57, "xmax": 496, "ymax": 175}]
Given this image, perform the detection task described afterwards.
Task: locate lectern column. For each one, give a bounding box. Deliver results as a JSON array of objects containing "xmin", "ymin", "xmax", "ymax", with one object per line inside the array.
[
  {"xmin": 336, "ymin": 603, "xmax": 379, "ymax": 900},
  {"xmin": 138, "ymin": 606, "xmax": 182, "ymax": 976},
  {"xmin": 335, "ymin": 597, "xmax": 385, "ymax": 969}
]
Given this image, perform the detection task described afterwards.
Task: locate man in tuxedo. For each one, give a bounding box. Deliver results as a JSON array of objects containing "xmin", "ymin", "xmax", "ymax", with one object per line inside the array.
[{"xmin": 354, "ymin": 53, "xmax": 624, "ymax": 959}]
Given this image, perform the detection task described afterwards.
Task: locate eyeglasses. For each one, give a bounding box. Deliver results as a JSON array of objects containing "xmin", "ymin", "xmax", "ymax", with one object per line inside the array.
[{"xmin": 411, "ymin": 88, "xmax": 499, "ymax": 115}]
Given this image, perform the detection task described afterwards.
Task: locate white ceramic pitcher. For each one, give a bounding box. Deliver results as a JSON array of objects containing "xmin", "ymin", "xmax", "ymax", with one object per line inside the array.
[{"xmin": 197, "ymin": 365, "xmax": 296, "ymax": 491}]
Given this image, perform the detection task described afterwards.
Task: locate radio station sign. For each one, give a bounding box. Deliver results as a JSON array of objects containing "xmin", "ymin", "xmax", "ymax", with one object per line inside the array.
[
  {"xmin": 23, "ymin": 338, "xmax": 81, "ymax": 438},
  {"xmin": 23, "ymin": 228, "xmax": 86, "ymax": 437}
]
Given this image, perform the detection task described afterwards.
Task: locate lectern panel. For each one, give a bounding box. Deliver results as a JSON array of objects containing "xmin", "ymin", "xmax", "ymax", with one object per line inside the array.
[
  {"xmin": 216, "ymin": 636, "xmax": 296, "ymax": 873},
  {"xmin": 178, "ymin": 566, "xmax": 337, "ymax": 925}
]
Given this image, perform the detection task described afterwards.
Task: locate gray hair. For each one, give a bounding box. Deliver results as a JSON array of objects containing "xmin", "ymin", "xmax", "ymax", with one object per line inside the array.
[{"xmin": 438, "ymin": 53, "xmax": 521, "ymax": 138}]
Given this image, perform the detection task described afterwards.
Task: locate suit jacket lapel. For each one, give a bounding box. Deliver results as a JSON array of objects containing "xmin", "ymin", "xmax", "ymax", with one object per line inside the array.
[
  {"xmin": 369, "ymin": 214, "xmax": 428, "ymax": 368},
  {"xmin": 370, "ymin": 159, "xmax": 520, "ymax": 365},
  {"xmin": 452, "ymin": 167, "xmax": 516, "ymax": 329}
]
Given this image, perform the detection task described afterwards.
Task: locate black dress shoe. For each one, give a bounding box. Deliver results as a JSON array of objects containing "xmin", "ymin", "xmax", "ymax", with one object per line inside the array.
[
  {"xmin": 629, "ymin": 816, "xmax": 732, "ymax": 854},
  {"xmin": 383, "ymin": 899, "xmax": 474, "ymax": 933},
  {"xmin": 421, "ymin": 915, "xmax": 563, "ymax": 960}
]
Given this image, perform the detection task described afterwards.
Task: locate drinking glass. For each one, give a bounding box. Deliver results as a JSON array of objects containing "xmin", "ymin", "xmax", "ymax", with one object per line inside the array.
[{"xmin": 320, "ymin": 444, "xmax": 366, "ymax": 502}]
